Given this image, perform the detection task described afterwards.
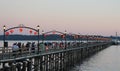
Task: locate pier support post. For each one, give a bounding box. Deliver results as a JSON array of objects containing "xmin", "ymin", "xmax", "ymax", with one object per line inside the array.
[
  {"xmin": 47, "ymin": 55, "xmax": 50, "ymax": 71},
  {"xmin": 40, "ymin": 56, "xmax": 43, "ymax": 71},
  {"xmin": 11, "ymin": 63, "xmax": 16, "ymax": 71},
  {"xmin": 22, "ymin": 61, "xmax": 27, "ymax": 71},
  {"xmin": 34, "ymin": 57, "xmax": 39, "ymax": 71},
  {"xmin": 27, "ymin": 59, "xmax": 32, "ymax": 71},
  {"xmin": 4, "ymin": 63, "xmax": 10, "ymax": 71},
  {"xmin": 16, "ymin": 62, "xmax": 22, "ymax": 71}
]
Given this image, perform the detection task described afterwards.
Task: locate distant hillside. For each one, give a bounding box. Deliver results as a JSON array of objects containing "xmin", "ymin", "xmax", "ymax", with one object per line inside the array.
[
  {"xmin": 0, "ymin": 34, "xmax": 74, "ymax": 40},
  {"xmin": 0, "ymin": 35, "xmax": 118, "ymax": 40},
  {"xmin": 110, "ymin": 36, "xmax": 120, "ymax": 40}
]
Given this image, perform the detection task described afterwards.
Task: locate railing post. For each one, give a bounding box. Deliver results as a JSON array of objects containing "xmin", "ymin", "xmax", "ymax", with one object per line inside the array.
[
  {"xmin": 22, "ymin": 61, "xmax": 27, "ymax": 71},
  {"xmin": 27, "ymin": 59, "xmax": 32, "ymax": 71},
  {"xmin": 16, "ymin": 62, "xmax": 22, "ymax": 71}
]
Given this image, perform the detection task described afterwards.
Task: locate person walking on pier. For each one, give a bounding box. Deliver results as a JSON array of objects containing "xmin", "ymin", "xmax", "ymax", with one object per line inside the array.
[{"xmin": 12, "ymin": 43, "xmax": 19, "ymax": 56}]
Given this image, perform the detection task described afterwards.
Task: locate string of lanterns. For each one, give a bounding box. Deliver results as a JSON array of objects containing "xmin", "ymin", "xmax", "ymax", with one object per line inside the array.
[
  {"xmin": 5, "ymin": 28, "xmax": 110, "ymax": 41},
  {"xmin": 5, "ymin": 28, "xmax": 38, "ymax": 36}
]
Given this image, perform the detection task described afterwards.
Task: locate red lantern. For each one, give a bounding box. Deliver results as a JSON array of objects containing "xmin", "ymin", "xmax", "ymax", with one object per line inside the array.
[
  {"xmin": 34, "ymin": 32, "xmax": 37, "ymax": 35},
  {"xmin": 29, "ymin": 30, "xmax": 32, "ymax": 34},
  {"xmin": 19, "ymin": 28, "xmax": 23, "ymax": 32},
  {"xmin": 5, "ymin": 32, "xmax": 9, "ymax": 36},
  {"xmin": 10, "ymin": 29, "xmax": 14, "ymax": 33},
  {"xmin": 52, "ymin": 31, "xmax": 56, "ymax": 34}
]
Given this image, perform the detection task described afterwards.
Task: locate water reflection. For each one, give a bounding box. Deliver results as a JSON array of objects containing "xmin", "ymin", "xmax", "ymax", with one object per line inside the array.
[{"xmin": 71, "ymin": 45, "xmax": 120, "ymax": 71}]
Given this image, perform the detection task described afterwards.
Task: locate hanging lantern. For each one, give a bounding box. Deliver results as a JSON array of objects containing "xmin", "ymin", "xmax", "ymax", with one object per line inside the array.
[
  {"xmin": 19, "ymin": 28, "xmax": 23, "ymax": 32},
  {"xmin": 34, "ymin": 32, "xmax": 37, "ymax": 35},
  {"xmin": 10, "ymin": 29, "xmax": 14, "ymax": 33},
  {"xmin": 29, "ymin": 30, "xmax": 32, "ymax": 34},
  {"xmin": 5, "ymin": 32, "xmax": 9, "ymax": 36},
  {"xmin": 52, "ymin": 31, "xmax": 56, "ymax": 34}
]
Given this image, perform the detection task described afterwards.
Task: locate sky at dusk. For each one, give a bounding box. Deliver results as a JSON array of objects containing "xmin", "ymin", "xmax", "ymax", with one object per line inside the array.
[{"xmin": 0, "ymin": 0, "xmax": 120, "ymax": 36}]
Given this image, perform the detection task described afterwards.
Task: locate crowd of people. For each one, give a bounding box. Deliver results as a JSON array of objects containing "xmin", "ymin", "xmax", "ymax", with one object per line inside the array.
[
  {"xmin": 12, "ymin": 42, "xmax": 36, "ymax": 53},
  {"xmin": 11, "ymin": 41, "xmax": 100, "ymax": 57},
  {"xmin": 12, "ymin": 41, "xmax": 82, "ymax": 53}
]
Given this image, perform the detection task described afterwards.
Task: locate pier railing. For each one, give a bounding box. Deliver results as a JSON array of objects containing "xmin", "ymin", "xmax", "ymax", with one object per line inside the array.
[{"xmin": 0, "ymin": 42, "xmax": 111, "ymax": 62}]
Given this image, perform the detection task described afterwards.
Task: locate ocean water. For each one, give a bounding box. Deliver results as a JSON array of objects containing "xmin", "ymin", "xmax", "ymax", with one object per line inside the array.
[
  {"xmin": 1, "ymin": 41, "xmax": 117, "ymax": 71},
  {"xmin": 71, "ymin": 45, "xmax": 120, "ymax": 71}
]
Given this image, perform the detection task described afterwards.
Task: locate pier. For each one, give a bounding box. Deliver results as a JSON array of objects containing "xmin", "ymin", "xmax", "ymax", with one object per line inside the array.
[
  {"xmin": 0, "ymin": 25, "xmax": 112, "ymax": 71},
  {"xmin": 0, "ymin": 42, "xmax": 111, "ymax": 71}
]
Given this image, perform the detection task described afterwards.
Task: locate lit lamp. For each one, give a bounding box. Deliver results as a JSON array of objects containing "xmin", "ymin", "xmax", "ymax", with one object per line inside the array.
[
  {"xmin": 3, "ymin": 25, "xmax": 6, "ymax": 53},
  {"xmin": 37, "ymin": 25, "xmax": 40, "ymax": 54},
  {"xmin": 3, "ymin": 25, "xmax": 6, "ymax": 30},
  {"xmin": 37, "ymin": 25, "xmax": 40, "ymax": 30}
]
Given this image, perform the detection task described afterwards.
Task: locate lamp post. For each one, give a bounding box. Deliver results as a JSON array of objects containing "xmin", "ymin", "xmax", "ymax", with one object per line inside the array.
[
  {"xmin": 65, "ymin": 30, "xmax": 67, "ymax": 49},
  {"xmin": 86, "ymin": 34, "xmax": 88, "ymax": 47},
  {"xmin": 42, "ymin": 30, "xmax": 44, "ymax": 44},
  {"xmin": 97, "ymin": 35, "xmax": 99, "ymax": 43},
  {"xmin": 74, "ymin": 34, "xmax": 77, "ymax": 46},
  {"xmin": 3, "ymin": 25, "xmax": 6, "ymax": 53},
  {"xmin": 79, "ymin": 33, "xmax": 81, "ymax": 47},
  {"xmin": 37, "ymin": 25, "xmax": 40, "ymax": 54}
]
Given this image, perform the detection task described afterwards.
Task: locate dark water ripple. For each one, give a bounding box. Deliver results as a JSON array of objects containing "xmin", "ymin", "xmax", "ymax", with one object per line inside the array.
[{"xmin": 71, "ymin": 45, "xmax": 120, "ymax": 71}]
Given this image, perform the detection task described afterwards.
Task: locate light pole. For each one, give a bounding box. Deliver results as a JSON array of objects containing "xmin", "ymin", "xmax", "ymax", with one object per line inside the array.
[
  {"xmin": 37, "ymin": 25, "xmax": 40, "ymax": 54},
  {"xmin": 86, "ymin": 34, "xmax": 88, "ymax": 47},
  {"xmin": 3, "ymin": 25, "xmax": 6, "ymax": 53},
  {"xmin": 79, "ymin": 33, "xmax": 81, "ymax": 47},
  {"xmin": 42, "ymin": 30, "xmax": 44, "ymax": 44},
  {"xmin": 65, "ymin": 30, "xmax": 67, "ymax": 49},
  {"xmin": 97, "ymin": 35, "xmax": 99, "ymax": 43}
]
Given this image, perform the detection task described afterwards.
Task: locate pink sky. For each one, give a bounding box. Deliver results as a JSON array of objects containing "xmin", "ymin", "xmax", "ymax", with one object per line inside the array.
[{"xmin": 0, "ymin": 0, "xmax": 120, "ymax": 36}]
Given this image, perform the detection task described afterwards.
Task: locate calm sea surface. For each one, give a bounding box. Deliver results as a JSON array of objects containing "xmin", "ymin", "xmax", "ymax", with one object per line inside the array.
[{"xmin": 70, "ymin": 45, "xmax": 120, "ymax": 71}]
